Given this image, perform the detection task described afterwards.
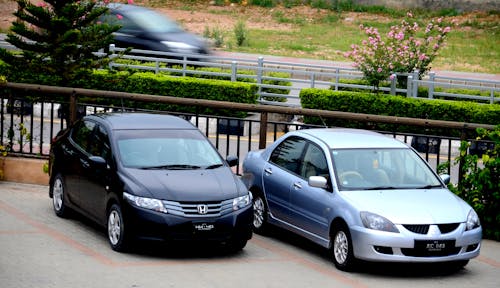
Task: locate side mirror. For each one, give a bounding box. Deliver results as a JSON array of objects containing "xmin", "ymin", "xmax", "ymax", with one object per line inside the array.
[
  {"xmin": 89, "ymin": 156, "xmax": 107, "ymax": 168},
  {"xmin": 440, "ymin": 174, "xmax": 451, "ymax": 185},
  {"xmin": 309, "ymin": 176, "xmax": 329, "ymax": 189},
  {"xmin": 226, "ymin": 155, "xmax": 239, "ymax": 167}
]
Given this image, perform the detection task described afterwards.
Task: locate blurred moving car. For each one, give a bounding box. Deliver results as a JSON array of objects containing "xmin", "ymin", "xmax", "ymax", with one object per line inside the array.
[
  {"xmin": 102, "ymin": 3, "xmax": 210, "ymax": 57},
  {"xmin": 49, "ymin": 113, "xmax": 252, "ymax": 252},
  {"xmin": 241, "ymin": 128, "xmax": 482, "ymax": 271}
]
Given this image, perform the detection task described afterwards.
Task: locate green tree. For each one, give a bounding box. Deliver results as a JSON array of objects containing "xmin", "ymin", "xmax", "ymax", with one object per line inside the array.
[{"xmin": 0, "ymin": 0, "xmax": 120, "ymax": 84}]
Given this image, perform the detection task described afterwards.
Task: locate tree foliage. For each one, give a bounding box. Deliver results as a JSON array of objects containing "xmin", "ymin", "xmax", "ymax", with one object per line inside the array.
[{"xmin": 0, "ymin": 0, "xmax": 120, "ymax": 84}]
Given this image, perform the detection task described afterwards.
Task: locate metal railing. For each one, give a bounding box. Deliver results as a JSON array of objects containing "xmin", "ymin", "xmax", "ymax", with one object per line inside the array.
[
  {"xmin": 1, "ymin": 82, "xmax": 496, "ymax": 184},
  {"xmin": 107, "ymin": 46, "xmax": 500, "ymax": 106}
]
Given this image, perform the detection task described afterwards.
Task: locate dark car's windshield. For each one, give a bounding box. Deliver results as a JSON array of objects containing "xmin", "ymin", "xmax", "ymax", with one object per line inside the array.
[
  {"xmin": 332, "ymin": 148, "xmax": 442, "ymax": 191},
  {"xmin": 116, "ymin": 129, "xmax": 224, "ymax": 169}
]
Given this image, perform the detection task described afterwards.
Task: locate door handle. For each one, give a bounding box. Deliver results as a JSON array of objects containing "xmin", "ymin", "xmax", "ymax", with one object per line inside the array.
[
  {"xmin": 264, "ymin": 168, "xmax": 273, "ymax": 175},
  {"xmin": 80, "ymin": 159, "xmax": 89, "ymax": 168},
  {"xmin": 293, "ymin": 182, "xmax": 302, "ymax": 189}
]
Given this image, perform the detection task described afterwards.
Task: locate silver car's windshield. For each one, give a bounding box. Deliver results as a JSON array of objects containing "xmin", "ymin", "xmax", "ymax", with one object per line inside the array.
[
  {"xmin": 117, "ymin": 129, "xmax": 223, "ymax": 169},
  {"xmin": 127, "ymin": 10, "xmax": 182, "ymax": 33},
  {"xmin": 332, "ymin": 148, "xmax": 442, "ymax": 190}
]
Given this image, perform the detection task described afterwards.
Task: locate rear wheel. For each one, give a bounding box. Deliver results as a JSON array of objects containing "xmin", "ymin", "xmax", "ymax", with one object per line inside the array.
[
  {"xmin": 51, "ymin": 174, "xmax": 70, "ymax": 218},
  {"xmin": 252, "ymin": 191, "xmax": 269, "ymax": 234},
  {"xmin": 331, "ymin": 225, "xmax": 356, "ymax": 271},
  {"xmin": 107, "ymin": 204, "xmax": 131, "ymax": 252}
]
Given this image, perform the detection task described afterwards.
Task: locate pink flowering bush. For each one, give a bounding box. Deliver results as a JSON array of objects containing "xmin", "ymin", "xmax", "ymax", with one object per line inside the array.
[{"xmin": 344, "ymin": 12, "xmax": 453, "ymax": 90}]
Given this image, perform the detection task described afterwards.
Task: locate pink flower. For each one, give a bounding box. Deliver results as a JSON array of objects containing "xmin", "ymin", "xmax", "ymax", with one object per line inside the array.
[
  {"xmin": 36, "ymin": 2, "xmax": 47, "ymax": 7},
  {"xmin": 116, "ymin": 14, "xmax": 123, "ymax": 20},
  {"xmin": 389, "ymin": 74, "xmax": 396, "ymax": 80},
  {"xmin": 418, "ymin": 54, "xmax": 427, "ymax": 61},
  {"xmin": 377, "ymin": 67, "xmax": 382, "ymax": 73},
  {"xmin": 128, "ymin": 0, "xmax": 134, "ymax": 4},
  {"xmin": 443, "ymin": 27, "xmax": 451, "ymax": 33}
]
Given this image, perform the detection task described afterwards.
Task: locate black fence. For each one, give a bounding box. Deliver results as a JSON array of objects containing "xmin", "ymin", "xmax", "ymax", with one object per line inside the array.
[{"xmin": 1, "ymin": 82, "xmax": 496, "ymax": 183}]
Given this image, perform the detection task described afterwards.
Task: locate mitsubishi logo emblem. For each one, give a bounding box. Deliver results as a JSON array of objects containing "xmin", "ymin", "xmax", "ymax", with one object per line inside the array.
[{"xmin": 197, "ymin": 204, "xmax": 208, "ymax": 215}]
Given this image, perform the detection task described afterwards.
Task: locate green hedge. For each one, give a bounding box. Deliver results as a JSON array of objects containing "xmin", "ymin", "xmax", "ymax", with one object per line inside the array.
[
  {"xmin": 0, "ymin": 63, "xmax": 258, "ymax": 117},
  {"xmin": 300, "ymin": 88, "xmax": 500, "ymax": 137}
]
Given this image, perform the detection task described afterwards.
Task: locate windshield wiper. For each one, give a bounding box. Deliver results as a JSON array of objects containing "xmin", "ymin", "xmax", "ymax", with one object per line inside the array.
[
  {"xmin": 364, "ymin": 186, "xmax": 400, "ymax": 190},
  {"xmin": 205, "ymin": 164, "xmax": 224, "ymax": 169},
  {"xmin": 140, "ymin": 164, "xmax": 201, "ymax": 170},
  {"xmin": 414, "ymin": 184, "xmax": 442, "ymax": 189}
]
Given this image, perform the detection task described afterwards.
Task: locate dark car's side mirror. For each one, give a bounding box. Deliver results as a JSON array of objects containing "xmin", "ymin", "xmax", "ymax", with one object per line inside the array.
[
  {"xmin": 226, "ymin": 155, "xmax": 239, "ymax": 167},
  {"xmin": 89, "ymin": 156, "xmax": 107, "ymax": 168}
]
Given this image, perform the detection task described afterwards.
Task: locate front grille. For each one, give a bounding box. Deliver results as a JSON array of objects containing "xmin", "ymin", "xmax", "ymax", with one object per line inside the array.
[
  {"xmin": 403, "ymin": 224, "xmax": 429, "ymax": 234},
  {"xmin": 438, "ymin": 223, "xmax": 460, "ymax": 234},
  {"xmin": 163, "ymin": 199, "xmax": 234, "ymax": 218}
]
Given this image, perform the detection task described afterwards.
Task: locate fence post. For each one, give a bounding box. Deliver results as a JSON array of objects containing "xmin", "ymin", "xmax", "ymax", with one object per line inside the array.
[
  {"xmin": 69, "ymin": 92, "xmax": 77, "ymax": 125},
  {"xmin": 182, "ymin": 56, "xmax": 187, "ymax": 77},
  {"xmin": 412, "ymin": 69, "xmax": 419, "ymax": 98},
  {"xmin": 458, "ymin": 127, "xmax": 468, "ymax": 184},
  {"xmin": 428, "ymin": 72, "xmax": 435, "ymax": 99},
  {"xmin": 257, "ymin": 57, "xmax": 264, "ymax": 100},
  {"xmin": 335, "ymin": 68, "xmax": 340, "ymax": 91},
  {"xmin": 108, "ymin": 44, "xmax": 115, "ymax": 70},
  {"xmin": 231, "ymin": 61, "xmax": 237, "ymax": 82},
  {"xmin": 311, "ymin": 73, "xmax": 316, "ymax": 88},
  {"xmin": 406, "ymin": 75, "xmax": 413, "ymax": 97},
  {"xmin": 490, "ymin": 89, "xmax": 495, "ymax": 104},
  {"xmin": 259, "ymin": 112, "xmax": 268, "ymax": 149},
  {"xmin": 390, "ymin": 73, "xmax": 396, "ymax": 95}
]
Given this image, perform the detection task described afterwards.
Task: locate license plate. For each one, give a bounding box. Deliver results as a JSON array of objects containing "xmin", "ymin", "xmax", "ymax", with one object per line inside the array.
[
  {"xmin": 193, "ymin": 223, "xmax": 215, "ymax": 231},
  {"xmin": 415, "ymin": 240, "xmax": 455, "ymax": 252}
]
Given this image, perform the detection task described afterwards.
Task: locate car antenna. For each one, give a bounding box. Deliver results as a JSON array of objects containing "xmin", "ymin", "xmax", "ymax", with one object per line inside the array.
[
  {"xmin": 120, "ymin": 97, "xmax": 125, "ymax": 113},
  {"xmin": 318, "ymin": 115, "xmax": 328, "ymax": 128}
]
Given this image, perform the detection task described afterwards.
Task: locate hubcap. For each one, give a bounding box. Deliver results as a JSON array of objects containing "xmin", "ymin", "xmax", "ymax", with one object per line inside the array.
[
  {"xmin": 53, "ymin": 179, "xmax": 63, "ymax": 211},
  {"xmin": 253, "ymin": 197, "xmax": 264, "ymax": 228},
  {"xmin": 333, "ymin": 231, "xmax": 349, "ymax": 264},
  {"xmin": 108, "ymin": 210, "xmax": 121, "ymax": 245}
]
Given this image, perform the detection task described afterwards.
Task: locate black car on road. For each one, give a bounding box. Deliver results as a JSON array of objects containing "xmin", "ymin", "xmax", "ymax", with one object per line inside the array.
[{"xmin": 49, "ymin": 113, "xmax": 252, "ymax": 252}]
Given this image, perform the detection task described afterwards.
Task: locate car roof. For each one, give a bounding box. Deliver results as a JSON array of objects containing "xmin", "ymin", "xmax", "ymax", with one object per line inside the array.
[
  {"xmin": 86, "ymin": 113, "xmax": 196, "ymax": 131},
  {"xmin": 106, "ymin": 3, "xmax": 149, "ymax": 13},
  {"xmin": 296, "ymin": 128, "xmax": 409, "ymax": 149}
]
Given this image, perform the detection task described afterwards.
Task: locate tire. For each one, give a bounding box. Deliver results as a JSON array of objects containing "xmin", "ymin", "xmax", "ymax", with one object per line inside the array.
[
  {"xmin": 331, "ymin": 224, "xmax": 356, "ymax": 271},
  {"xmin": 227, "ymin": 237, "xmax": 248, "ymax": 253},
  {"xmin": 50, "ymin": 174, "xmax": 70, "ymax": 218},
  {"xmin": 107, "ymin": 204, "xmax": 131, "ymax": 252},
  {"xmin": 252, "ymin": 191, "xmax": 269, "ymax": 234},
  {"xmin": 447, "ymin": 260, "xmax": 469, "ymax": 271}
]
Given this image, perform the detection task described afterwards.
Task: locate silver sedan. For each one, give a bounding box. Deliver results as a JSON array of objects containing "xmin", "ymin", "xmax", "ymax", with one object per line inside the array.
[{"xmin": 241, "ymin": 128, "xmax": 482, "ymax": 271}]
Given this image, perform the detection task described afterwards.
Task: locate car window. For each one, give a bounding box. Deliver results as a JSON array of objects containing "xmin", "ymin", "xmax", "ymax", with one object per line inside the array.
[
  {"xmin": 116, "ymin": 129, "xmax": 223, "ymax": 168},
  {"xmin": 301, "ymin": 143, "xmax": 329, "ymax": 179},
  {"xmin": 88, "ymin": 125, "xmax": 112, "ymax": 162},
  {"xmin": 333, "ymin": 148, "xmax": 441, "ymax": 190},
  {"xmin": 71, "ymin": 120, "xmax": 96, "ymax": 152},
  {"xmin": 269, "ymin": 136, "xmax": 307, "ymax": 175}
]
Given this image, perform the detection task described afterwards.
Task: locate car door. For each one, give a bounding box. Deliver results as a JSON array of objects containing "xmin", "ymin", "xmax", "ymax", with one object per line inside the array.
[
  {"xmin": 65, "ymin": 120, "xmax": 96, "ymax": 209},
  {"xmin": 79, "ymin": 124, "xmax": 113, "ymax": 223},
  {"xmin": 289, "ymin": 141, "xmax": 332, "ymax": 239},
  {"xmin": 263, "ymin": 136, "xmax": 307, "ymax": 223}
]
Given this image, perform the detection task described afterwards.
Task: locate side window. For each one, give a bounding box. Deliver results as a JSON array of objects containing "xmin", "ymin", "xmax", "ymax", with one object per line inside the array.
[
  {"xmin": 269, "ymin": 136, "xmax": 307, "ymax": 175},
  {"xmin": 301, "ymin": 143, "xmax": 329, "ymax": 179},
  {"xmin": 71, "ymin": 120, "xmax": 96, "ymax": 152},
  {"xmin": 89, "ymin": 125, "xmax": 111, "ymax": 161}
]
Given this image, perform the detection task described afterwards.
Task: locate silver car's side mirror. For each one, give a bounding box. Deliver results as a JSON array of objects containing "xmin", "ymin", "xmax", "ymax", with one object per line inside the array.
[
  {"xmin": 440, "ymin": 174, "xmax": 451, "ymax": 185},
  {"xmin": 309, "ymin": 176, "xmax": 329, "ymax": 189}
]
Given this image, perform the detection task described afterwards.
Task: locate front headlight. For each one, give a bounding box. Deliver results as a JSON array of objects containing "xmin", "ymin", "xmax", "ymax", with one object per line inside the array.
[
  {"xmin": 123, "ymin": 192, "xmax": 167, "ymax": 213},
  {"xmin": 161, "ymin": 41, "xmax": 197, "ymax": 54},
  {"xmin": 360, "ymin": 211, "xmax": 399, "ymax": 233},
  {"xmin": 466, "ymin": 209, "xmax": 480, "ymax": 231},
  {"xmin": 232, "ymin": 193, "xmax": 252, "ymax": 211}
]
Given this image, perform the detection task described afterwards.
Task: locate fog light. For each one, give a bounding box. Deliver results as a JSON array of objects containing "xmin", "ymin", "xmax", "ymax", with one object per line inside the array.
[{"xmin": 374, "ymin": 246, "xmax": 393, "ymax": 255}]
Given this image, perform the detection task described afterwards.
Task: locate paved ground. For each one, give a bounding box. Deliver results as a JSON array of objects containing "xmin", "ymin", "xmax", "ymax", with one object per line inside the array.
[{"xmin": 1, "ymin": 181, "xmax": 499, "ymax": 288}]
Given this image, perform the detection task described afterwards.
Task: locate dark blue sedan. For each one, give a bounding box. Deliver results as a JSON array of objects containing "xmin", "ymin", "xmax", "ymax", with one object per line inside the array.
[{"xmin": 49, "ymin": 113, "xmax": 252, "ymax": 252}]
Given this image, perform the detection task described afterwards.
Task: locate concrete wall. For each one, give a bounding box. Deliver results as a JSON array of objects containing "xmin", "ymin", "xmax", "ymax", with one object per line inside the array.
[
  {"xmin": 0, "ymin": 157, "xmax": 49, "ymax": 186},
  {"xmin": 355, "ymin": 0, "xmax": 499, "ymax": 12}
]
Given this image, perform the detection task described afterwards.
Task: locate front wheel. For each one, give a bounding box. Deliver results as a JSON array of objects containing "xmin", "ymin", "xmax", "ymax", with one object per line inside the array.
[
  {"xmin": 107, "ymin": 204, "xmax": 131, "ymax": 252},
  {"xmin": 51, "ymin": 174, "xmax": 70, "ymax": 218},
  {"xmin": 331, "ymin": 225, "xmax": 356, "ymax": 271},
  {"xmin": 252, "ymin": 192, "xmax": 269, "ymax": 234}
]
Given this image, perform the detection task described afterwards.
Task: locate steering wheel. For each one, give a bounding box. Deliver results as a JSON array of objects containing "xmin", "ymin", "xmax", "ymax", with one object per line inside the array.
[{"xmin": 339, "ymin": 171, "xmax": 364, "ymax": 184}]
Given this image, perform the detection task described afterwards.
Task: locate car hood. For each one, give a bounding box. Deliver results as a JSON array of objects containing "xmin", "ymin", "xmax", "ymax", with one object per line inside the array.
[
  {"xmin": 121, "ymin": 167, "xmax": 244, "ymax": 202},
  {"xmin": 341, "ymin": 188, "xmax": 470, "ymax": 224}
]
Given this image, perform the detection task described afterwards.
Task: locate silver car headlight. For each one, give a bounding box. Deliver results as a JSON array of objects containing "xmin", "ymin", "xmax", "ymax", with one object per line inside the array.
[
  {"xmin": 232, "ymin": 193, "xmax": 252, "ymax": 211},
  {"xmin": 360, "ymin": 211, "xmax": 399, "ymax": 233},
  {"xmin": 161, "ymin": 41, "xmax": 198, "ymax": 54},
  {"xmin": 123, "ymin": 192, "xmax": 167, "ymax": 213},
  {"xmin": 466, "ymin": 209, "xmax": 480, "ymax": 231}
]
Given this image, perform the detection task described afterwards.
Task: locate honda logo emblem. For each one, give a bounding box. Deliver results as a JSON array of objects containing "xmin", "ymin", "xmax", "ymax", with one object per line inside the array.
[{"xmin": 197, "ymin": 204, "xmax": 208, "ymax": 215}]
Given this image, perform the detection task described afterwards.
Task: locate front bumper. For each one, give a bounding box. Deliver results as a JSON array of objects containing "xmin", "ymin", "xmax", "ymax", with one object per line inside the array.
[
  {"xmin": 123, "ymin": 202, "xmax": 253, "ymax": 244},
  {"xmin": 349, "ymin": 223, "xmax": 482, "ymax": 263}
]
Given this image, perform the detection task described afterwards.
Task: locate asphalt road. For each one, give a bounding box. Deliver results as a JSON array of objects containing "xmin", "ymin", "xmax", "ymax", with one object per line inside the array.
[{"xmin": 1, "ymin": 181, "xmax": 499, "ymax": 288}]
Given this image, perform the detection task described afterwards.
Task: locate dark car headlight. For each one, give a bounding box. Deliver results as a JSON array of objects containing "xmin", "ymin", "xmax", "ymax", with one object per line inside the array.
[
  {"xmin": 360, "ymin": 211, "xmax": 399, "ymax": 233},
  {"xmin": 123, "ymin": 192, "xmax": 167, "ymax": 213},
  {"xmin": 232, "ymin": 193, "xmax": 252, "ymax": 211},
  {"xmin": 466, "ymin": 209, "xmax": 480, "ymax": 231}
]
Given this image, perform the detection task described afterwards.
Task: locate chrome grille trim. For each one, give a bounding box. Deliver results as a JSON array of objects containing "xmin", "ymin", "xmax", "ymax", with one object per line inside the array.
[{"xmin": 163, "ymin": 199, "xmax": 234, "ymax": 218}]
